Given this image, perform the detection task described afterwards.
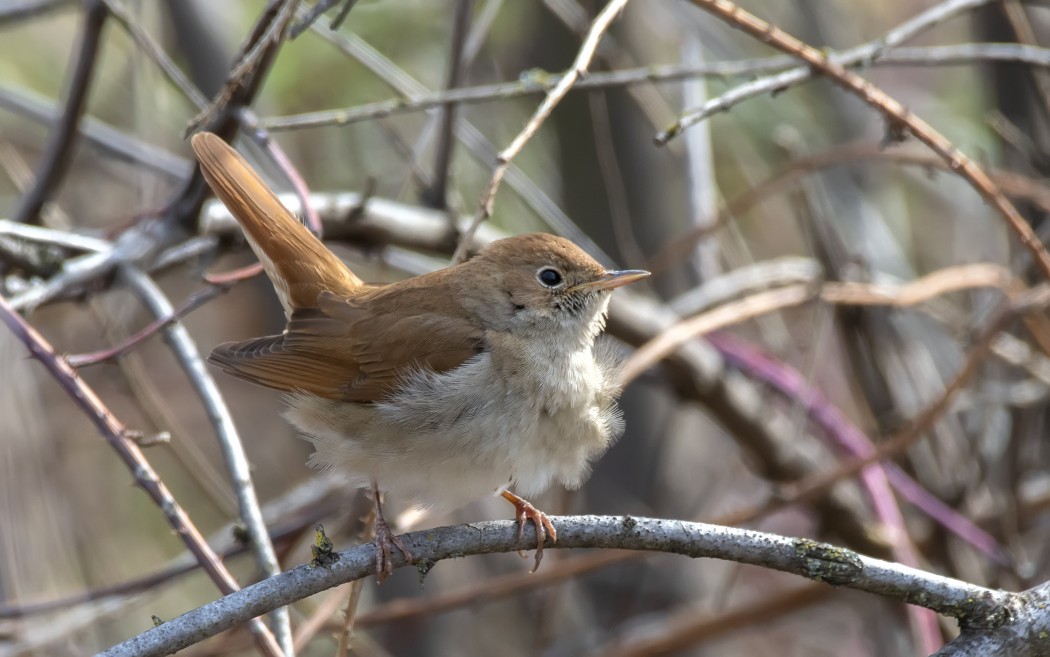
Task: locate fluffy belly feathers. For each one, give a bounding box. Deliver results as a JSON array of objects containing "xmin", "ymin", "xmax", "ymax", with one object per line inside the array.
[{"xmin": 283, "ymin": 347, "xmax": 624, "ymax": 510}]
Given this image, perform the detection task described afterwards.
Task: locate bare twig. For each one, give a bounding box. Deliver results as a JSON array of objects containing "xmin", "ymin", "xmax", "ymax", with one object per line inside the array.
[
  {"xmin": 6, "ymin": 215, "xmax": 180, "ymax": 311},
  {"xmin": 399, "ymin": 0, "xmax": 499, "ymax": 202},
  {"xmin": 452, "ymin": 0, "xmax": 629, "ymax": 263},
  {"xmin": 0, "ymin": 219, "xmax": 110, "ymax": 253},
  {"xmin": 260, "ymin": 43, "xmax": 1050, "ymax": 131},
  {"xmin": 787, "ymin": 285, "xmax": 1050, "ymax": 510},
  {"xmin": 66, "ymin": 283, "xmax": 229, "ymax": 367},
  {"xmin": 621, "ymin": 263, "xmax": 1014, "ymax": 385},
  {"xmin": 11, "ymin": 0, "xmax": 107, "ymax": 225},
  {"xmin": 117, "ymin": 266, "xmax": 292, "ymax": 655},
  {"xmin": 649, "ymin": 140, "xmax": 1050, "ymax": 277},
  {"xmin": 675, "ymin": 0, "xmax": 1050, "ymax": 279},
  {"xmin": 169, "ymin": 0, "xmax": 299, "ymax": 234},
  {"xmin": 289, "ymin": 0, "xmax": 359, "ymax": 38},
  {"xmin": 0, "ymin": 292, "xmax": 285, "ymax": 657},
  {"xmin": 0, "ymin": 479, "xmax": 338, "ymax": 621},
  {"xmin": 712, "ymin": 334, "xmax": 1009, "ymax": 565},
  {"xmin": 101, "ymin": 0, "xmax": 209, "ymax": 109},
  {"xmin": 333, "ymin": 512, "xmax": 374, "ymax": 656},
  {"xmin": 421, "ymin": 0, "xmax": 472, "ymax": 210},
  {"xmin": 0, "ymin": 84, "xmax": 190, "ymax": 179},
  {"xmin": 657, "ymin": 0, "xmax": 992, "ymax": 144},
  {"xmin": 301, "ymin": 21, "xmax": 611, "ymax": 261},
  {"xmin": 186, "ymin": 0, "xmax": 299, "ymax": 134},
  {"xmin": 996, "ymin": 1, "xmax": 1050, "ymax": 122}
]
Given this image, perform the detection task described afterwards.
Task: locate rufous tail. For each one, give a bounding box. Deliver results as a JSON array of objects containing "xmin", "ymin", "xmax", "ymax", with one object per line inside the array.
[{"xmin": 191, "ymin": 131, "xmax": 362, "ymax": 316}]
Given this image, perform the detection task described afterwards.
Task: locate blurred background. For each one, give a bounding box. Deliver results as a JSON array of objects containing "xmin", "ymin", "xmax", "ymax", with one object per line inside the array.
[{"xmin": 2, "ymin": 0, "xmax": 1050, "ymax": 655}]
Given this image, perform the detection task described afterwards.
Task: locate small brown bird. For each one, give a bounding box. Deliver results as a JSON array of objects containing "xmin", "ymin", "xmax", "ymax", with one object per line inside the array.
[{"xmin": 191, "ymin": 132, "xmax": 648, "ymax": 579}]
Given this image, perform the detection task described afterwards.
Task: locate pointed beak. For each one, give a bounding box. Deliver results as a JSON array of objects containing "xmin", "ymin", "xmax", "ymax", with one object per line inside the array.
[{"xmin": 571, "ymin": 269, "xmax": 650, "ymax": 293}]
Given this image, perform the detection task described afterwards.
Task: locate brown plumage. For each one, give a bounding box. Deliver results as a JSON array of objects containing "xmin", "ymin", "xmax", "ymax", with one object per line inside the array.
[{"xmin": 191, "ymin": 131, "xmax": 648, "ymax": 579}]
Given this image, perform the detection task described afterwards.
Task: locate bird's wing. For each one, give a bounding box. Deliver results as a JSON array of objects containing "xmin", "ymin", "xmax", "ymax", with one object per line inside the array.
[{"xmin": 209, "ymin": 293, "xmax": 484, "ymax": 402}]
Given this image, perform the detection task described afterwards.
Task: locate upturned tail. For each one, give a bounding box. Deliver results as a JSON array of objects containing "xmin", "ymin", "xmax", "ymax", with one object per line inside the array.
[{"xmin": 191, "ymin": 131, "xmax": 362, "ymax": 316}]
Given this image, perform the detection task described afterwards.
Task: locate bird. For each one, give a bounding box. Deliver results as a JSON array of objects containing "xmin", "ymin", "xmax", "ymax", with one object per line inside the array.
[{"xmin": 191, "ymin": 131, "xmax": 649, "ymax": 580}]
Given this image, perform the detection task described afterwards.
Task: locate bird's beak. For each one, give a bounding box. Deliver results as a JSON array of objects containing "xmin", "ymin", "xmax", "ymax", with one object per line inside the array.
[{"xmin": 571, "ymin": 269, "xmax": 650, "ymax": 292}]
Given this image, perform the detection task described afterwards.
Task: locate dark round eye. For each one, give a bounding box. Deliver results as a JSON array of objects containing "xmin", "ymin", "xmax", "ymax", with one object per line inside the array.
[{"xmin": 537, "ymin": 267, "xmax": 563, "ymax": 288}]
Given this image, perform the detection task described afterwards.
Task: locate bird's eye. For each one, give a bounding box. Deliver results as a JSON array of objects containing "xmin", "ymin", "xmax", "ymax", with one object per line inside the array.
[{"xmin": 537, "ymin": 267, "xmax": 563, "ymax": 288}]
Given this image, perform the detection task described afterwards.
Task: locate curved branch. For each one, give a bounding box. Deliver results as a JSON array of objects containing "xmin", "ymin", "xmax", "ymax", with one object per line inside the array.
[
  {"xmin": 117, "ymin": 266, "xmax": 290, "ymax": 652},
  {"xmin": 0, "ymin": 293, "xmax": 284, "ymax": 657},
  {"xmin": 100, "ymin": 515, "xmax": 1016, "ymax": 657},
  {"xmin": 933, "ymin": 583, "xmax": 1050, "ymax": 656},
  {"xmin": 677, "ymin": 0, "xmax": 1050, "ymax": 279},
  {"xmin": 453, "ymin": 0, "xmax": 629, "ymax": 263}
]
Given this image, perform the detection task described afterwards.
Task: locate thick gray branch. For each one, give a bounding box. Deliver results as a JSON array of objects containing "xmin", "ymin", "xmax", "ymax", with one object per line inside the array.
[
  {"xmin": 100, "ymin": 515, "xmax": 1014, "ymax": 657},
  {"xmin": 933, "ymin": 583, "xmax": 1050, "ymax": 657}
]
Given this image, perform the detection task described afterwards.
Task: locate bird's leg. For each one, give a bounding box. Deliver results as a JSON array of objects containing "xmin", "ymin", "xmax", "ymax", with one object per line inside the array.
[
  {"xmin": 500, "ymin": 489, "xmax": 557, "ymax": 571},
  {"xmin": 370, "ymin": 480, "xmax": 411, "ymax": 583}
]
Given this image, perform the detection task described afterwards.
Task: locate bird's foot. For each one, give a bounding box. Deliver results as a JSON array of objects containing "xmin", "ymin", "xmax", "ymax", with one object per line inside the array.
[
  {"xmin": 501, "ymin": 490, "xmax": 557, "ymax": 572},
  {"xmin": 373, "ymin": 516, "xmax": 411, "ymax": 584}
]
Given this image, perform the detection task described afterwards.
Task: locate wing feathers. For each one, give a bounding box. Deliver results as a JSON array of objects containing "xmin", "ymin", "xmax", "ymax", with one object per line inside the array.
[
  {"xmin": 209, "ymin": 307, "xmax": 485, "ymax": 402},
  {"xmin": 192, "ymin": 132, "xmax": 486, "ymax": 401}
]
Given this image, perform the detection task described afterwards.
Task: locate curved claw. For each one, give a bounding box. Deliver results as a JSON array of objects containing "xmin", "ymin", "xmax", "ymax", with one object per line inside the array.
[{"xmin": 501, "ymin": 490, "xmax": 557, "ymax": 571}]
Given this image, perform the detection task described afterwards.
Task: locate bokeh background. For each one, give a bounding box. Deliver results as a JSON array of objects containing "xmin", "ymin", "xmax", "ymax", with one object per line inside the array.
[{"xmin": 2, "ymin": 1, "xmax": 1050, "ymax": 655}]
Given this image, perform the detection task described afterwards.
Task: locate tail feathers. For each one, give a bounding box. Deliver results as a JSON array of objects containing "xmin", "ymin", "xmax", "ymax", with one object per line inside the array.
[{"xmin": 191, "ymin": 131, "xmax": 362, "ymax": 316}]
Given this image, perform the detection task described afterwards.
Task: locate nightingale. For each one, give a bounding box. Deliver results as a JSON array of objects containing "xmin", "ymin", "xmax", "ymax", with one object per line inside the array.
[{"xmin": 191, "ymin": 132, "xmax": 648, "ymax": 580}]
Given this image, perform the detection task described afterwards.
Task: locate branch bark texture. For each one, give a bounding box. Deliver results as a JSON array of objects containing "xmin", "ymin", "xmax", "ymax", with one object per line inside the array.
[{"xmin": 101, "ymin": 515, "xmax": 1015, "ymax": 657}]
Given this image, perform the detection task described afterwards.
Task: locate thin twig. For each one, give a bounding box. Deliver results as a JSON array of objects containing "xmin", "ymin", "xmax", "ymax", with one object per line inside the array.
[
  {"xmin": 711, "ymin": 334, "xmax": 1009, "ymax": 565},
  {"xmin": 786, "ymin": 285, "xmax": 1050, "ymax": 510},
  {"xmin": 66, "ymin": 283, "xmax": 229, "ymax": 367},
  {"xmin": 649, "ymin": 140, "xmax": 1050, "ymax": 278},
  {"xmin": 101, "ymin": 0, "xmax": 209, "ymax": 109},
  {"xmin": 543, "ymin": 0, "xmax": 678, "ymax": 142},
  {"xmin": 12, "ymin": 0, "xmax": 107, "ymax": 225},
  {"xmin": 676, "ymin": 0, "xmax": 1050, "ymax": 279},
  {"xmin": 621, "ymin": 263, "xmax": 1014, "ymax": 385},
  {"xmin": 260, "ymin": 43, "xmax": 1050, "ymax": 131},
  {"xmin": 657, "ymin": 0, "xmax": 992, "ymax": 144},
  {"xmin": 0, "ymin": 292, "xmax": 285, "ymax": 657},
  {"xmin": 6, "ymin": 215, "xmax": 180, "ymax": 311},
  {"xmin": 117, "ymin": 266, "xmax": 292, "ymax": 656},
  {"xmin": 334, "ymin": 511, "xmax": 374, "ymax": 656},
  {"xmin": 0, "ymin": 84, "xmax": 190, "ymax": 179},
  {"xmin": 421, "ymin": 0, "xmax": 472, "ymax": 210},
  {"xmin": 289, "ymin": 0, "xmax": 339, "ymax": 38},
  {"xmin": 0, "ymin": 481, "xmax": 338, "ymax": 620},
  {"xmin": 0, "ymin": 219, "xmax": 111, "ymax": 253},
  {"xmin": 452, "ymin": 0, "xmax": 629, "ymax": 263},
  {"xmin": 1001, "ymin": 0, "xmax": 1050, "ymax": 121},
  {"xmin": 399, "ymin": 0, "xmax": 500, "ymax": 202},
  {"xmin": 186, "ymin": 0, "xmax": 299, "ymax": 134},
  {"xmin": 168, "ymin": 1, "xmax": 300, "ymax": 235},
  {"xmin": 301, "ymin": 20, "xmax": 611, "ymax": 262},
  {"xmin": 600, "ymin": 583, "xmax": 830, "ymax": 657}
]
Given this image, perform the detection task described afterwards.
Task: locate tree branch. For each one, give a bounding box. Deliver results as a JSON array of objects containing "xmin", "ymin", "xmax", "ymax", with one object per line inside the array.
[{"xmin": 100, "ymin": 515, "xmax": 1017, "ymax": 657}]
